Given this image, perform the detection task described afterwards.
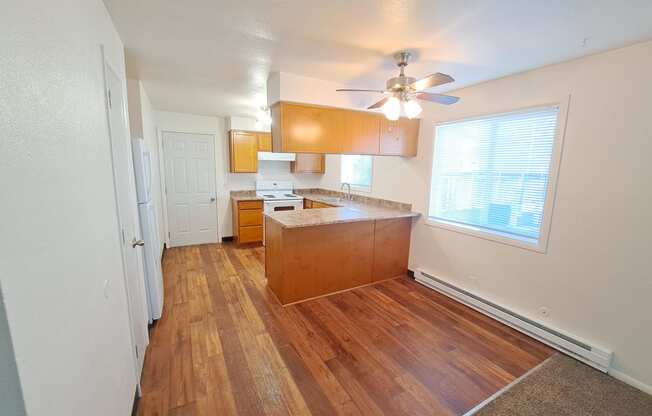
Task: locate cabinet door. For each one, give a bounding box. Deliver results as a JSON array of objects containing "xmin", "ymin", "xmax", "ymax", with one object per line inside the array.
[
  {"xmin": 281, "ymin": 103, "xmax": 341, "ymax": 153},
  {"xmin": 379, "ymin": 118, "xmax": 419, "ymax": 157},
  {"xmin": 230, "ymin": 131, "xmax": 258, "ymax": 173},
  {"xmin": 291, "ymin": 153, "xmax": 325, "ymax": 173},
  {"xmin": 311, "ymin": 201, "xmax": 335, "ymax": 208},
  {"xmin": 257, "ymin": 132, "xmax": 272, "ymax": 152},
  {"xmin": 379, "ymin": 119, "xmax": 401, "ymax": 155},
  {"xmin": 400, "ymin": 118, "xmax": 419, "ymax": 157},
  {"xmin": 341, "ymin": 110, "xmax": 380, "ymax": 154}
]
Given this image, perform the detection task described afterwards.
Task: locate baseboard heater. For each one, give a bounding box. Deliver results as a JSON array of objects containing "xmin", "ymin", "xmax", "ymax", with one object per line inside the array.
[{"xmin": 415, "ymin": 269, "xmax": 612, "ymax": 372}]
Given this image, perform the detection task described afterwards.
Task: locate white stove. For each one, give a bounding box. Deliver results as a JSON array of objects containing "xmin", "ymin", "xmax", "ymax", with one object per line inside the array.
[
  {"xmin": 255, "ymin": 181, "xmax": 303, "ymax": 202},
  {"xmin": 256, "ymin": 181, "xmax": 303, "ymax": 244},
  {"xmin": 256, "ymin": 191, "xmax": 303, "ymax": 200}
]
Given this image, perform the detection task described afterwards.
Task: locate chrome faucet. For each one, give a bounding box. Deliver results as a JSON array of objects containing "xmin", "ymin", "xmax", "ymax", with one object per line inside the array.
[{"xmin": 340, "ymin": 182, "xmax": 352, "ymax": 200}]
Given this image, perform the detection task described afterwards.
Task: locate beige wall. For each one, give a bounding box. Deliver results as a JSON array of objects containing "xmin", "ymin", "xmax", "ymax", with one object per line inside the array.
[
  {"xmin": 322, "ymin": 41, "xmax": 652, "ymax": 391},
  {"xmin": 0, "ymin": 0, "xmax": 140, "ymax": 414}
]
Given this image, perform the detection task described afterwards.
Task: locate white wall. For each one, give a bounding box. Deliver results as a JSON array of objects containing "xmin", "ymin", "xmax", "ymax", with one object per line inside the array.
[
  {"xmin": 156, "ymin": 111, "xmax": 323, "ymax": 239},
  {"xmin": 407, "ymin": 41, "xmax": 652, "ymax": 391},
  {"xmin": 0, "ymin": 1, "xmax": 139, "ymax": 415}
]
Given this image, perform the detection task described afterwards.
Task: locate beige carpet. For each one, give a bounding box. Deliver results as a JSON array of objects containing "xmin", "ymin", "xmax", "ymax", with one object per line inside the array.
[{"xmin": 470, "ymin": 354, "xmax": 652, "ymax": 416}]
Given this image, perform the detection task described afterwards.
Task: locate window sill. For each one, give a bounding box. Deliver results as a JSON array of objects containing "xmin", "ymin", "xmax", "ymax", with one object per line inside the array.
[
  {"xmin": 424, "ymin": 217, "xmax": 548, "ymax": 253},
  {"xmin": 350, "ymin": 185, "xmax": 372, "ymax": 193}
]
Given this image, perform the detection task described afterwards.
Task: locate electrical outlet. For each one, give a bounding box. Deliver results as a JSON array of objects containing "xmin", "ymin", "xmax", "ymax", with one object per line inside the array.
[{"xmin": 539, "ymin": 307, "xmax": 550, "ymax": 318}]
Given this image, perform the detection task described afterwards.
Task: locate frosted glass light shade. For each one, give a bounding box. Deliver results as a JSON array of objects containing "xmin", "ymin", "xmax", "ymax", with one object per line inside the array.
[
  {"xmin": 404, "ymin": 99, "xmax": 422, "ymax": 119},
  {"xmin": 381, "ymin": 96, "xmax": 401, "ymax": 120}
]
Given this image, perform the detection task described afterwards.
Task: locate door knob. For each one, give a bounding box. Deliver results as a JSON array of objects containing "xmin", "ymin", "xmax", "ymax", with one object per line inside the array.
[
  {"xmin": 131, "ymin": 238, "xmax": 145, "ymax": 248},
  {"xmin": 210, "ymin": 197, "xmax": 216, "ymax": 202}
]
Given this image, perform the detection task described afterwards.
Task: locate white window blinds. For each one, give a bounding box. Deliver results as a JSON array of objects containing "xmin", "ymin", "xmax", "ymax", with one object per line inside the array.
[{"xmin": 429, "ymin": 107, "xmax": 559, "ymax": 243}]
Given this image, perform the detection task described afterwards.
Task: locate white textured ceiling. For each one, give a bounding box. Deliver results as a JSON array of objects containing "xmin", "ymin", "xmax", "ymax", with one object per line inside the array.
[{"xmin": 103, "ymin": 0, "xmax": 652, "ymax": 118}]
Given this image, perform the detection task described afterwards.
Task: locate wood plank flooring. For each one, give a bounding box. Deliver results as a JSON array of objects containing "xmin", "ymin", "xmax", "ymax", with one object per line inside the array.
[{"xmin": 138, "ymin": 243, "xmax": 553, "ymax": 416}]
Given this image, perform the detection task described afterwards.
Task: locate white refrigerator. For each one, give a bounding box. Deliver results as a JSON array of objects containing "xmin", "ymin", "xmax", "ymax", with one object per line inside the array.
[{"xmin": 132, "ymin": 139, "xmax": 164, "ymax": 322}]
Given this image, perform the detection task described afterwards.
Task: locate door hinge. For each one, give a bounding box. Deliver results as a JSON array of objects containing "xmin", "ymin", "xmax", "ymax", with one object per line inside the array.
[
  {"xmin": 121, "ymin": 228, "xmax": 126, "ymax": 244},
  {"xmin": 107, "ymin": 89, "xmax": 112, "ymax": 109},
  {"xmin": 135, "ymin": 345, "xmax": 139, "ymax": 359}
]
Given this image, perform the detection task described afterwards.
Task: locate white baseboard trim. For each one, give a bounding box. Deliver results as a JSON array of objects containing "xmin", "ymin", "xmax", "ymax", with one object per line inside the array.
[
  {"xmin": 415, "ymin": 269, "xmax": 612, "ymax": 372},
  {"xmin": 609, "ymin": 368, "xmax": 652, "ymax": 395}
]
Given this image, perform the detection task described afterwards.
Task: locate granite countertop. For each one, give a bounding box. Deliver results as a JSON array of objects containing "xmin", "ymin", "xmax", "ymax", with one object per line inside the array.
[
  {"xmin": 230, "ymin": 191, "xmax": 262, "ymax": 201},
  {"xmin": 266, "ymin": 193, "xmax": 420, "ymax": 228}
]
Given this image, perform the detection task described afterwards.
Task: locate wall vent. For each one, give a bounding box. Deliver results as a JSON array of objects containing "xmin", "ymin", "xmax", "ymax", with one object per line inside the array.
[{"xmin": 415, "ymin": 269, "xmax": 612, "ymax": 372}]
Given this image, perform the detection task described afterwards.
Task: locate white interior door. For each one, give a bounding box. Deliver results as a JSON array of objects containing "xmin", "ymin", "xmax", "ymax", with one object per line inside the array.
[
  {"xmin": 104, "ymin": 62, "xmax": 149, "ymax": 381},
  {"xmin": 163, "ymin": 132, "xmax": 218, "ymax": 247}
]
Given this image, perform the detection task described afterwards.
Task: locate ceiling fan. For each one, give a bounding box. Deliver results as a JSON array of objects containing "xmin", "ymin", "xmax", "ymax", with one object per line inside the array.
[{"xmin": 336, "ymin": 51, "xmax": 459, "ymax": 120}]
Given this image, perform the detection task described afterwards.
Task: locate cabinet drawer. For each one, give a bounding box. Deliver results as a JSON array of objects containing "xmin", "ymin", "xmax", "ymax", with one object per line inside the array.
[
  {"xmin": 239, "ymin": 209, "xmax": 262, "ymax": 226},
  {"xmin": 238, "ymin": 200, "xmax": 263, "ymax": 210},
  {"xmin": 238, "ymin": 226, "xmax": 263, "ymax": 243}
]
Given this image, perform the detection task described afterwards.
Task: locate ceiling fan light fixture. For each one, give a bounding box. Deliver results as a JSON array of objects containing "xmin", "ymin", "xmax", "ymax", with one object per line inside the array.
[
  {"xmin": 404, "ymin": 99, "xmax": 422, "ymax": 119},
  {"xmin": 381, "ymin": 96, "xmax": 401, "ymax": 121}
]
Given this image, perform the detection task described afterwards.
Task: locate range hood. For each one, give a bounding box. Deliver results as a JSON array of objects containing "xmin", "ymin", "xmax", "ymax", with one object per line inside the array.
[{"xmin": 258, "ymin": 152, "xmax": 296, "ymax": 161}]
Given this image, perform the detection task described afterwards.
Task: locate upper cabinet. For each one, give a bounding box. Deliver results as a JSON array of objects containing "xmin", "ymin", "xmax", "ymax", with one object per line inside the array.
[
  {"xmin": 291, "ymin": 153, "xmax": 325, "ymax": 173},
  {"xmin": 257, "ymin": 132, "xmax": 272, "ymax": 152},
  {"xmin": 270, "ymin": 101, "xmax": 419, "ymax": 157},
  {"xmin": 273, "ymin": 102, "xmax": 342, "ymax": 153},
  {"xmin": 379, "ymin": 118, "xmax": 420, "ymax": 157},
  {"xmin": 229, "ymin": 130, "xmax": 273, "ymax": 173},
  {"xmin": 229, "ymin": 130, "xmax": 258, "ymax": 173}
]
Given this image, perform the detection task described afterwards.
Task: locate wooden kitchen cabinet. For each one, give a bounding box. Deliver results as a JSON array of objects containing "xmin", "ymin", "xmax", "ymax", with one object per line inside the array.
[
  {"xmin": 271, "ymin": 101, "xmax": 419, "ymax": 157},
  {"xmin": 310, "ymin": 201, "xmax": 335, "ymax": 209},
  {"xmin": 232, "ymin": 199, "xmax": 263, "ymax": 244},
  {"xmin": 341, "ymin": 109, "xmax": 380, "ymax": 154},
  {"xmin": 265, "ymin": 217, "xmax": 412, "ymax": 305},
  {"xmin": 272, "ymin": 102, "xmax": 342, "ymax": 153},
  {"xmin": 257, "ymin": 132, "xmax": 272, "ymax": 152},
  {"xmin": 228, "ymin": 130, "xmax": 274, "ymax": 173},
  {"xmin": 290, "ymin": 153, "xmax": 325, "ymax": 173},
  {"xmin": 229, "ymin": 130, "xmax": 258, "ymax": 173},
  {"xmin": 303, "ymin": 198, "xmax": 335, "ymax": 209},
  {"xmin": 379, "ymin": 117, "xmax": 420, "ymax": 157}
]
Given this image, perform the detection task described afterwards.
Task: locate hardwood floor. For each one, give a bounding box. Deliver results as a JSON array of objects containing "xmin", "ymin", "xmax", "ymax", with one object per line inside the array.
[{"xmin": 138, "ymin": 243, "xmax": 553, "ymax": 416}]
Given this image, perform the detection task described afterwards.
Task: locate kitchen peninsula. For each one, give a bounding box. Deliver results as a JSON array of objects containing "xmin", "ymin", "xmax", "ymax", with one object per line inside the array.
[{"xmin": 264, "ymin": 192, "xmax": 419, "ymax": 305}]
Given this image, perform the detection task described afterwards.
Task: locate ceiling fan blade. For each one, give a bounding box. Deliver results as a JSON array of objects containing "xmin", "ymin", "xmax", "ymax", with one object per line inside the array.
[
  {"xmin": 416, "ymin": 93, "xmax": 460, "ymax": 105},
  {"xmin": 336, "ymin": 89, "xmax": 387, "ymax": 93},
  {"xmin": 411, "ymin": 73, "xmax": 454, "ymax": 91},
  {"xmin": 367, "ymin": 97, "xmax": 389, "ymax": 109}
]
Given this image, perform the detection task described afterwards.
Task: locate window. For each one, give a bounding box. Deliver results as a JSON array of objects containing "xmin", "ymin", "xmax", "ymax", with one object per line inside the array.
[
  {"xmin": 341, "ymin": 155, "xmax": 373, "ymax": 191},
  {"xmin": 428, "ymin": 106, "xmax": 561, "ymax": 250}
]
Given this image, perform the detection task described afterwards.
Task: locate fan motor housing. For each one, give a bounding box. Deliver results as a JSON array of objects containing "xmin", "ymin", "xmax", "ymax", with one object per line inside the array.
[{"xmin": 386, "ymin": 75, "xmax": 416, "ymax": 92}]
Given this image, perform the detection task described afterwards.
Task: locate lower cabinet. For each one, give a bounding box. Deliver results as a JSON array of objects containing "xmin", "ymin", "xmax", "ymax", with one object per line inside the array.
[
  {"xmin": 265, "ymin": 217, "xmax": 412, "ymax": 305},
  {"xmin": 232, "ymin": 199, "xmax": 263, "ymax": 244},
  {"xmin": 303, "ymin": 198, "xmax": 334, "ymax": 209}
]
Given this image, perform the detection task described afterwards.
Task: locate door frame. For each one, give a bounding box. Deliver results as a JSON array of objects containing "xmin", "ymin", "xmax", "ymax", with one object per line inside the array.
[
  {"xmin": 160, "ymin": 130, "xmax": 220, "ymax": 247},
  {"xmin": 100, "ymin": 46, "xmax": 147, "ymax": 390}
]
